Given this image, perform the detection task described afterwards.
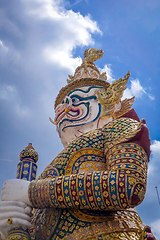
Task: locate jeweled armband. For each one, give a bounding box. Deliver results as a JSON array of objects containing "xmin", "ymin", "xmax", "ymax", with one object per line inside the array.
[
  {"xmin": 105, "ymin": 142, "xmax": 148, "ymax": 208},
  {"xmin": 29, "ymin": 179, "xmax": 51, "ymax": 208}
]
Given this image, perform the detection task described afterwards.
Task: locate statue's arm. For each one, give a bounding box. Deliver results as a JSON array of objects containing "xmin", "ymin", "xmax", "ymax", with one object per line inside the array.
[
  {"xmin": 0, "ymin": 117, "xmax": 150, "ymax": 239},
  {"xmin": 29, "ymin": 120, "xmax": 150, "ymax": 210},
  {"xmin": 2, "ymin": 117, "xmax": 149, "ymax": 211},
  {"xmin": 103, "ymin": 117, "xmax": 150, "ymax": 209}
]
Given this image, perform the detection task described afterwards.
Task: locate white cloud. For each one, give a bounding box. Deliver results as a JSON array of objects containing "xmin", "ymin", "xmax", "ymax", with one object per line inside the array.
[
  {"xmin": 0, "ymin": 40, "xmax": 9, "ymax": 64},
  {"xmin": 0, "ymin": 10, "xmax": 22, "ymax": 37},
  {"xmin": 0, "ymin": 40, "xmax": 8, "ymax": 53},
  {"xmin": 151, "ymin": 219, "xmax": 160, "ymax": 239},
  {"xmin": 122, "ymin": 78, "xmax": 155, "ymax": 100},
  {"xmin": 24, "ymin": 0, "xmax": 101, "ymax": 73},
  {"xmin": 27, "ymin": 0, "xmax": 63, "ymax": 19},
  {"xmin": 148, "ymin": 140, "xmax": 160, "ymax": 181},
  {"xmin": 143, "ymin": 140, "xmax": 160, "ymax": 239},
  {"xmin": 99, "ymin": 66, "xmax": 155, "ymax": 102},
  {"xmin": 129, "ymin": 78, "xmax": 145, "ymax": 96},
  {"xmin": 0, "ymin": 84, "xmax": 30, "ymax": 118},
  {"xmin": 16, "ymin": 105, "xmax": 30, "ymax": 117},
  {"xmin": 0, "ymin": 85, "xmax": 17, "ymax": 100},
  {"xmin": 0, "ymin": 0, "xmax": 101, "ymax": 74},
  {"xmin": 151, "ymin": 140, "xmax": 160, "ymax": 153},
  {"xmin": 148, "ymin": 140, "xmax": 160, "ymax": 177},
  {"xmin": 99, "ymin": 64, "xmax": 115, "ymax": 83},
  {"xmin": 43, "ymin": 48, "xmax": 82, "ymax": 73},
  {"xmin": 148, "ymin": 163, "xmax": 155, "ymax": 176},
  {"xmin": 0, "ymin": 40, "xmax": 21, "ymax": 68},
  {"xmin": 0, "ymin": 0, "xmax": 102, "ymax": 127}
]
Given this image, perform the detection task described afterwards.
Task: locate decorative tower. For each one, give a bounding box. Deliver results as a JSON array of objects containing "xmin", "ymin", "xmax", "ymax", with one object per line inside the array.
[
  {"xmin": 17, "ymin": 143, "xmax": 38, "ymax": 181},
  {"xmin": 7, "ymin": 143, "xmax": 38, "ymax": 240}
]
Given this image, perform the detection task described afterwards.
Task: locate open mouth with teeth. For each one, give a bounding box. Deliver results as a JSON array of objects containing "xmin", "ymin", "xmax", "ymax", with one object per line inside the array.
[{"xmin": 67, "ymin": 108, "xmax": 80, "ymax": 117}]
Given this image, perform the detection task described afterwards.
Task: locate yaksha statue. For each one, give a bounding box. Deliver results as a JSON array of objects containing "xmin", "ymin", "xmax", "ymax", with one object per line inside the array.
[{"xmin": 0, "ymin": 49, "xmax": 156, "ymax": 239}]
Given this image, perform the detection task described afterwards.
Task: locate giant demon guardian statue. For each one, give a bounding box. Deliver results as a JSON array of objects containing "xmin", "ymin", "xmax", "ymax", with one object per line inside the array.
[{"xmin": 0, "ymin": 49, "xmax": 156, "ymax": 240}]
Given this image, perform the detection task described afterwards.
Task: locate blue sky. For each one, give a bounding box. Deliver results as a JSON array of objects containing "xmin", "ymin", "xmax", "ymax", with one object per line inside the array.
[{"xmin": 0, "ymin": 0, "xmax": 160, "ymax": 237}]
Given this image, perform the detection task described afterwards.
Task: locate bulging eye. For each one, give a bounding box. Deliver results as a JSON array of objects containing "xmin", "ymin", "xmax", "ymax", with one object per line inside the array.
[{"xmin": 71, "ymin": 97, "xmax": 80, "ymax": 104}]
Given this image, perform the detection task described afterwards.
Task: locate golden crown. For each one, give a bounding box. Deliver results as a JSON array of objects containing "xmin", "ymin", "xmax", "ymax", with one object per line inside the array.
[
  {"xmin": 55, "ymin": 48, "xmax": 109, "ymax": 108},
  {"xmin": 54, "ymin": 48, "xmax": 134, "ymax": 119}
]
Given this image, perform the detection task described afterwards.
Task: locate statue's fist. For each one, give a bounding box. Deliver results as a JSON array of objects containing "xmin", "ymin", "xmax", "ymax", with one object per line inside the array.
[
  {"xmin": 0, "ymin": 201, "xmax": 32, "ymax": 239},
  {"xmin": 1, "ymin": 179, "xmax": 31, "ymax": 206}
]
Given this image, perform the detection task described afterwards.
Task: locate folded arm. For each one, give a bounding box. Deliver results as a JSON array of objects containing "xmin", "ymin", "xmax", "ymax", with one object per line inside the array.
[{"xmin": 29, "ymin": 141, "xmax": 148, "ymax": 210}]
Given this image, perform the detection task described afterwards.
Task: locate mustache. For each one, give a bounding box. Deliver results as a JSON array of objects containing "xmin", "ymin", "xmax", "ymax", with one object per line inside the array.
[
  {"xmin": 61, "ymin": 103, "xmax": 101, "ymax": 132},
  {"xmin": 59, "ymin": 102, "xmax": 90, "ymax": 130}
]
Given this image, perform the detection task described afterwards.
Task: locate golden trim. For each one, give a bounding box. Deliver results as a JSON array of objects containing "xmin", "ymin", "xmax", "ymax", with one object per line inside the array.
[
  {"xmin": 55, "ymin": 78, "xmax": 110, "ymax": 108},
  {"xmin": 65, "ymin": 148, "xmax": 104, "ymax": 175},
  {"xmin": 69, "ymin": 208, "xmax": 114, "ymax": 222}
]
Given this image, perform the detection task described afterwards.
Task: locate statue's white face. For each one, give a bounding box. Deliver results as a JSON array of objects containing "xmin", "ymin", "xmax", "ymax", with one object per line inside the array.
[{"xmin": 55, "ymin": 85, "xmax": 121, "ymax": 147}]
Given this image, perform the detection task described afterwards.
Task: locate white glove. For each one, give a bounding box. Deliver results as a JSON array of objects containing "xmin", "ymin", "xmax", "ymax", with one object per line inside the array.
[
  {"xmin": 1, "ymin": 179, "xmax": 31, "ymax": 206},
  {"xmin": 0, "ymin": 201, "xmax": 32, "ymax": 240}
]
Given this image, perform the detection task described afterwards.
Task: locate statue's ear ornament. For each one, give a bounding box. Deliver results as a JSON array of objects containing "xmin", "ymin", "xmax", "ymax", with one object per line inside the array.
[
  {"xmin": 97, "ymin": 70, "xmax": 130, "ymax": 105},
  {"xmin": 113, "ymin": 96, "xmax": 135, "ymax": 119},
  {"xmin": 97, "ymin": 70, "xmax": 135, "ymax": 119}
]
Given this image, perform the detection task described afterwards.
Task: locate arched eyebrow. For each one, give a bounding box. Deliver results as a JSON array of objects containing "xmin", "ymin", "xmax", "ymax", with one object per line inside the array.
[
  {"xmin": 68, "ymin": 86, "xmax": 103, "ymax": 96},
  {"xmin": 70, "ymin": 94, "xmax": 97, "ymax": 101}
]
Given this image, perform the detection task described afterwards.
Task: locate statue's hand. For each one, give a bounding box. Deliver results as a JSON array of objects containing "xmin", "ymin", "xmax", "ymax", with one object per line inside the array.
[
  {"xmin": 0, "ymin": 201, "xmax": 32, "ymax": 240},
  {"xmin": 1, "ymin": 179, "xmax": 31, "ymax": 206}
]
